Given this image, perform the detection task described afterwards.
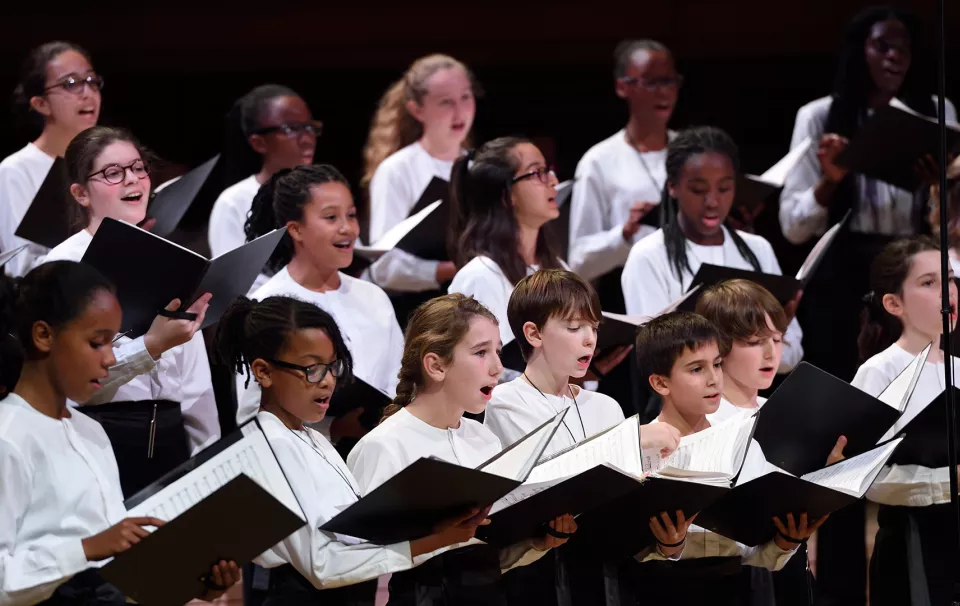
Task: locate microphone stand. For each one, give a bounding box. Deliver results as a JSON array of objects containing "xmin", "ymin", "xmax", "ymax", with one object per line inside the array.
[{"xmin": 934, "ymin": 0, "xmax": 960, "ymax": 602}]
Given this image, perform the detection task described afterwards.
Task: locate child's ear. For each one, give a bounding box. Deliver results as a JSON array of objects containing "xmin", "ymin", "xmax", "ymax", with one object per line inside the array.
[
  {"xmin": 406, "ymin": 99, "xmax": 425, "ymax": 124},
  {"xmin": 522, "ymin": 321, "xmax": 543, "ymax": 350},
  {"xmin": 31, "ymin": 320, "xmax": 54, "ymax": 354},
  {"xmin": 248, "ymin": 134, "xmax": 268, "ymax": 155},
  {"xmin": 69, "ymin": 183, "xmax": 91, "ymax": 208},
  {"xmin": 881, "ymin": 292, "xmax": 904, "ymax": 319},
  {"xmin": 667, "ymin": 180, "xmax": 678, "ymax": 201},
  {"xmin": 250, "ymin": 359, "xmax": 274, "ymax": 388},
  {"xmin": 648, "ymin": 373, "xmax": 670, "ymax": 397},
  {"xmin": 423, "ymin": 352, "xmax": 446, "ymax": 383}
]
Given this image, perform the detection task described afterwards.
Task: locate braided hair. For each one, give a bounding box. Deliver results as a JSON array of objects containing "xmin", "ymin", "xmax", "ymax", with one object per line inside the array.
[{"xmin": 660, "ymin": 126, "xmax": 761, "ymax": 281}]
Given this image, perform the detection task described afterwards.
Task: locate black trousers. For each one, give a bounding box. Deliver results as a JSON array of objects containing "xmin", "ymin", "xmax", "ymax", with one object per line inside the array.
[
  {"xmin": 75, "ymin": 400, "xmax": 190, "ymax": 498},
  {"xmin": 618, "ymin": 557, "xmax": 761, "ymax": 606},
  {"xmin": 261, "ymin": 564, "xmax": 377, "ymax": 606},
  {"xmin": 870, "ymin": 504, "xmax": 958, "ymax": 606},
  {"xmin": 387, "ymin": 544, "xmax": 506, "ymax": 606},
  {"xmin": 40, "ymin": 569, "xmax": 125, "ymax": 605}
]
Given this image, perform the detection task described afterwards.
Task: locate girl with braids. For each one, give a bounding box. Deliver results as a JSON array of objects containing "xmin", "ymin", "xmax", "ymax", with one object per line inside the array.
[
  {"xmin": 347, "ymin": 293, "xmax": 576, "ymax": 606},
  {"xmin": 207, "ymin": 84, "xmax": 319, "ymax": 259},
  {"xmin": 41, "ymin": 125, "xmax": 218, "ymax": 498},
  {"xmin": 362, "ymin": 54, "xmax": 475, "ymax": 295},
  {"xmin": 238, "ymin": 165, "xmax": 403, "ymax": 449},
  {"xmin": 0, "ymin": 261, "xmax": 238, "ymax": 605},
  {"xmin": 851, "ymin": 236, "xmax": 959, "ymax": 605},
  {"xmin": 621, "ymin": 126, "xmax": 804, "ymax": 375},
  {"xmin": 0, "ymin": 41, "xmax": 103, "ymax": 277},
  {"xmin": 213, "ymin": 295, "xmax": 485, "ymax": 606}
]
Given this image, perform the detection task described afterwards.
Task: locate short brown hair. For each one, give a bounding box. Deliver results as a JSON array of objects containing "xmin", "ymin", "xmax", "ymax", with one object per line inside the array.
[
  {"xmin": 695, "ymin": 279, "xmax": 788, "ymax": 353},
  {"xmin": 507, "ymin": 269, "xmax": 602, "ymax": 360},
  {"xmin": 635, "ymin": 311, "xmax": 725, "ymax": 379}
]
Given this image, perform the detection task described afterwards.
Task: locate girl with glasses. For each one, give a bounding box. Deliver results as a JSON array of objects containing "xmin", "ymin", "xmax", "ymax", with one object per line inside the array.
[
  {"xmin": 0, "ymin": 41, "xmax": 105, "ymax": 277},
  {"xmin": 39, "ymin": 125, "xmax": 219, "ymax": 499},
  {"xmin": 240, "ymin": 165, "xmax": 404, "ymax": 450},
  {"xmin": 213, "ymin": 295, "xmax": 484, "ymax": 606},
  {"xmin": 208, "ymin": 84, "xmax": 319, "ymax": 263}
]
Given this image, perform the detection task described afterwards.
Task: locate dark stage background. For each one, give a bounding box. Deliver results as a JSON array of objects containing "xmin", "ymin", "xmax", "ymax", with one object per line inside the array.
[{"xmin": 0, "ymin": 0, "xmax": 955, "ymax": 271}]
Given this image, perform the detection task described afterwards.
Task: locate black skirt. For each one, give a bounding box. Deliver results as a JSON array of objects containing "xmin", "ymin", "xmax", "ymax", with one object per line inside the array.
[
  {"xmin": 74, "ymin": 400, "xmax": 190, "ymax": 498},
  {"xmin": 387, "ymin": 544, "xmax": 506, "ymax": 606},
  {"xmin": 617, "ymin": 556, "xmax": 771, "ymax": 606},
  {"xmin": 262, "ymin": 564, "xmax": 377, "ymax": 606},
  {"xmin": 870, "ymin": 503, "xmax": 957, "ymax": 606},
  {"xmin": 39, "ymin": 569, "xmax": 126, "ymax": 605}
]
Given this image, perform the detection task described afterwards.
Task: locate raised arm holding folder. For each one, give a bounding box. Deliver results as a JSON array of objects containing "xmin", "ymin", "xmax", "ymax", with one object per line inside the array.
[
  {"xmin": 99, "ymin": 419, "xmax": 305, "ymax": 606},
  {"xmin": 320, "ymin": 409, "xmax": 567, "ymax": 544},
  {"xmin": 697, "ymin": 438, "xmax": 903, "ymax": 546},
  {"xmin": 80, "ymin": 217, "xmax": 285, "ymax": 338}
]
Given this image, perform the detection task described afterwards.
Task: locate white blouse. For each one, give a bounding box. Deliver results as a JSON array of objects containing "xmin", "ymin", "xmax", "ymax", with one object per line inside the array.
[
  {"xmin": 568, "ymin": 129, "xmax": 673, "ymax": 281},
  {"xmin": 779, "ymin": 95, "xmax": 958, "ymax": 245},
  {"xmin": 621, "ymin": 226, "xmax": 804, "ymax": 372},
  {"xmin": 0, "ymin": 143, "xmax": 54, "ymax": 277},
  {"xmin": 366, "ymin": 142, "xmax": 454, "ymax": 292},
  {"xmin": 41, "ymin": 229, "xmax": 220, "ymax": 455},
  {"xmin": 254, "ymin": 411, "xmax": 415, "ymax": 588},
  {"xmin": 0, "ymin": 394, "xmax": 127, "ymax": 604},
  {"xmin": 484, "ymin": 378, "xmax": 624, "ymax": 457},
  {"xmin": 207, "ymin": 174, "xmax": 261, "ymax": 259},
  {"xmin": 347, "ymin": 407, "xmax": 544, "ymax": 571},
  {"xmin": 637, "ymin": 415, "xmax": 795, "ymax": 570},
  {"xmin": 237, "ymin": 267, "xmax": 404, "ymax": 427},
  {"xmin": 853, "ymin": 343, "xmax": 957, "ymax": 507},
  {"xmin": 707, "ymin": 396, "xmax": 767, "ymax": 425}
]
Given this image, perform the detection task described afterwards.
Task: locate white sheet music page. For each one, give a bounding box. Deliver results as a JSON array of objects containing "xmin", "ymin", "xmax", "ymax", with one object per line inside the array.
[
  {"xmin": 795, "ymin": 217, "xmax": 846, "ymax": 282},
  {"xmin": 645, "ymin": 412, "xmax": 756, "ymax": 483},
  {"xmin": 126, "ymin": 424, "xmax": 304, "ymax": 523},
  {"xmin": 876, "ymin": 342, "xmax": 931, "ymax": 413},
  {"xmin": 371, "ymin": 199, "xmax": 442, "ymax": 251},
  {"xmin": 523, "ymin": 416, "xmax": 643, "ymax": 485},
  {"xmin": 801, "ymin": 438, "xmax": 903, "ymax": 496},
  {"xmin": 479, "ymin": 409, "xmax": 567, "ymax": 482}
]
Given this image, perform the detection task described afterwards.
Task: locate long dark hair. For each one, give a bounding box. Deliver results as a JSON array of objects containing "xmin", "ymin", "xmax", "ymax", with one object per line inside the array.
[
  {"xmin": 858, "ymin": 236, "xmax": 940, "ymax": 362},
  {"xmin": 245, "ymin": 164, "xmax": 350, "ymax": 275},
  {"xmin": 214, "ymin": 295, "xmax": 353, "ymax": 391},
  {"xmin": 221, "ymin": 84, "xmax": 301, "ymax": 191},
  {"xmin": 12, "ymin": 41, "xmax": 94, "ymax": 139},
  {"xmin": 449, "ymin": 136, "xmax": 561, "ymax": 285},
  {"xmin": 825, "ymin": 6, "xmax": 934, "ymax": 228},
  {"xmin": 660, "ymin": 126, "xmax": 761, "ymax": 281}
]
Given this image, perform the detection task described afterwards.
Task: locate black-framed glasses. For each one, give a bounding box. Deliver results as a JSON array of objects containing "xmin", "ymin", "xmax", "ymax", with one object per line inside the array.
[
  {"xmin": 511, "ymin": 165, "xmax": 556, "ymax": 185},
  {"xmin": 619, "ymin": 75, "xmax": 684, "ymax": 93},
  {"xmin": 266, "ymin": 358, "xmax": 345, "ymax": 384},
  {"xmin": 252, "ymin": 120, "xmax": 323, "ymax": 138},
  {"xmin": 86, "ymin": 159, "xmax": 149, "ymax": 185},
  {"xmin": 44, "ymin": 73, "xmax": 104, "ymax": 95}
]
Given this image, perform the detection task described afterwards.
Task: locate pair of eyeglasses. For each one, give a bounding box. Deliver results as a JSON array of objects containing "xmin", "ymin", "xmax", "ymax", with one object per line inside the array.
[
  {"xmin": 44, "ymin": 73, "xmax": 104, "ymax": 95},
  {"xmin": 252, "ymin": 120, "xmax": 323, "ymax": 138},
  {"xmin": 511, "ymin": 166, "xmax": 556, "ymax": 185},
  {"xmin": 87, "ymin": 159, "xmax": 149, "ymax": 185},
  {"xmin": 266, "ymin": 358, "xmax": 345, "ymax": 384},
  {"xmin": 619, "ymin": 75, "xmax": 684, "ymax": 93}
]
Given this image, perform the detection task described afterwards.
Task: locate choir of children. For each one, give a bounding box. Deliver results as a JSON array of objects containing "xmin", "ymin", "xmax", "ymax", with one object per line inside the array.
[{"xmin": 1, "ymin": 6, "xmax": 957, "ymax": 604}]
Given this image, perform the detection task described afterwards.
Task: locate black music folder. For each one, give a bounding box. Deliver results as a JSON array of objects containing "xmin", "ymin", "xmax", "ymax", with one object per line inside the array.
[
  {"xmin": 736, "ymin": 137, "xmax": 813, "ymax": 209},
  {"xmin": 80, "ymin": 217, "xmax": 285, "ymax": 337},
  {"xmin": 15, "ymin": 157, "xmax": 72, "ymax": 249},
  {"xmin": 679, "ymin": 264, "xmax": 800, "ymax": 312},
  {"xmin": 330, "ymin": 376, "xmax": 392, "ymax": 426},
  {"xmin": 0, "ymin": 244, "xmax": 28, "ymax": 269},
  {"xmin": 884, "ymin": 386, "xmax": 960, "ymax": 468},
  {"xmin": 99, "ymin": 419, "xmax": 305, "ymax": 606},
  {"xmin": 752, "ymin": 361, "xmax": 917, "ymax": 476},
  {"xmin": 697, "ymin": 439, "xmax": 902, "ymax": 546},
  {"xmin": 320, "ymin": 410, "xmax": 567, "ymax": 544},
  {"xmin": 145, "ymin": 155, "xmax": 220, "ymax": 237},
  {"xmin": 354, "ymin": 183, "xmax": 451, "ymax": 269},
  {"xmin": 836, "ymin": 100, "xmax": 960, "ymax": 192}
]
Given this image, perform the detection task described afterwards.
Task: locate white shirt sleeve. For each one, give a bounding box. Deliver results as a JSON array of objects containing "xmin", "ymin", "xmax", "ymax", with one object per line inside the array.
[
  {"xmin": 367, "ymin": 166, "xmax": 440, "ymax": 292},
  {"xmin": 260, "ymin": 436, "xmax": 414, "ymax": 588},
  {"xmin": 347, "ymin": 436, "xmax": 404, "ymax": 495},
  {"xmin": 175, "ymin": 332, "xmax": 220, "ymax": 455},
  {"xmin": 621, "ymin": 244, "xmax": 673, "ymax": 317},
  {"xmin": 482, "ymin": 403, "xmax": 529, "ymax": 451},
  {"xmin": 0, "ymin": 167, "xmax": 44, "ymax": 279},
  {"xmin": 779, "ymin": 103, "xmax": 830, "ymax": 245},
  {"xmin": 0, "ymin": 443, "xmax": 91, "ymax": 604},
  {"xmin": 207, "ymin": 195, "xmax": 249, "ymax": 258},
  {"xmin": 84, "ymin": 337, "xmax": 158, "ymax": 406},
  {"xmin": 448, "ymin": 261, "xmax": 513, "ymax": 347},
  {"xmin": 568, "ymin": 159, "xmax": 633, "ymax": 281},
  {"xmin": 740, "ymin": 539, "xmax": 797, "ymax": 570}
]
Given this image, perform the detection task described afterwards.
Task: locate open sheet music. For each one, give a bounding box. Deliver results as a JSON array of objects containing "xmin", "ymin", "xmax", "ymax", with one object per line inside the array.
[
  {"xmin": 795, "ymin": 210, "xmax": 851, "ymax": 283},
  {"xmin": 479, "ymin": 409, "xmax": 569, "ymax": 482},
  {"xmin": 644, "ymin": 412, "xmax": 757, "ymax": 483},
  {"xmin": 126, "ymin": 421, "xmax": 303, "ymax": 524},
  {"xmin": 798, "ymin": 438, "xmax": 903, "ymax": 497}
]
